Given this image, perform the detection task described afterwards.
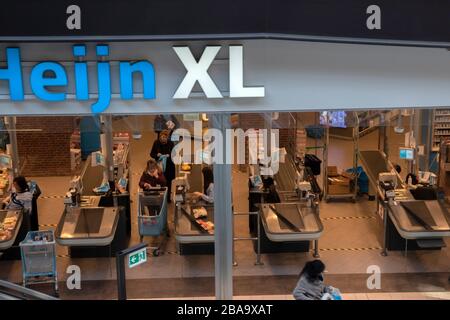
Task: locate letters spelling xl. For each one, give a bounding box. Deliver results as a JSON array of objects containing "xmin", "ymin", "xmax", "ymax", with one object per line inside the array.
[{"xmin": 0, "ymin": 45, "xmax": 156, "ymax": 113}]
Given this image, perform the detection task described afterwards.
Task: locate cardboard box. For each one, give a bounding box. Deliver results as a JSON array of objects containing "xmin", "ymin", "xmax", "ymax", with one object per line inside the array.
[
  {"xmin": 327, "ymin": 166, "xmax": 339, "ymax": 177},
  {"xmin": 328, "ymin": 184, "xmax": 350, "ymax": 194},
  {"xmin": 328, "ymin": 176, "xmax": 350, "ymax": 186},
  {"xmin": 328, "ymin": 175, "xmax": 352, "ymax": 194},
  {"xmin": 341, "ymin": 171, "xmax": 356, "ymax": 180}
]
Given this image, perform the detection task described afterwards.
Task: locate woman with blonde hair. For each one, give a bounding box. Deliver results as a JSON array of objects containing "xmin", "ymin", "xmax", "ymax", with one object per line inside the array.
[{"xmin": 139, "ymin": 159, "xmax": 167, "ymax": 190}]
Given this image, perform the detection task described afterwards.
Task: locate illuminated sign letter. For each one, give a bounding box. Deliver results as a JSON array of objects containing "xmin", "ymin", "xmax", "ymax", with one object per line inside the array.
[
  {"xmin": 120, "ymin": 61, "xmax": 156, "ymax": 100},
  {"xmin": 0, "ymin": 48, "xmax": 24, "ymax": 100},
  {"xmin": 173, "ymin": 46, "xmax": 222, "ymax": 99},
  {"xmin": 30, "ymin": 61, "xmax": 67, "ymax": 101}
]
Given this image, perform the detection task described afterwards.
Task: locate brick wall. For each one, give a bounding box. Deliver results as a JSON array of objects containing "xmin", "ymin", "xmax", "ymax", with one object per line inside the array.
[
  {"xmin": 236, "ymin": 113, "xmax": 296, "ymax": 172},
  {"xmin": 16, "ymin": 116, "xmax": 76, "ymax": 177},
  {"xmin": 239, "ymin": 113, "xmax": 295, "ymax": 149}
]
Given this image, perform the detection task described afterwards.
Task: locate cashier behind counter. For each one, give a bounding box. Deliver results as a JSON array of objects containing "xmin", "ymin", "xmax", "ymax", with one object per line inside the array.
[
  {"xmin": 192, "ymin": 166, "xmax": 214, "ymax": 204},
  {"xmin": 139, "ymin": 159, "xmax": 167, "ymax": 190},
  {"xmin": 2, "ymin": 176, "xmax": 32, "ymax": 212}
]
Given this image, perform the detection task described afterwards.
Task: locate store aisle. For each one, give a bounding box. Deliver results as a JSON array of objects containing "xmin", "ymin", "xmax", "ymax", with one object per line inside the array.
[{"xmin": 115, "ymin": 115, "xmax": 179, "ymax": 254}]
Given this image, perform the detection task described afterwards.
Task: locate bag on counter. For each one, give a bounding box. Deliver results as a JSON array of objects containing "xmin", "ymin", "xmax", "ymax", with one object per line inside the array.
[
  {"xmin": 304, "ymin": 154, "xmax": 322, "ymax": 176},
  {"xmin": 322, "ymin": 287, "xmax": 342, "ymax": 300},
  {"xmin": 158, "ymin": 155, "xmax": 168, "ymax": 173}
]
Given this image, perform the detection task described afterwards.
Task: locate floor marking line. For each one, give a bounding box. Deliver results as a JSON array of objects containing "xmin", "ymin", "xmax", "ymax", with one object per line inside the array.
[
  {"xmin": 317, "ymin": 247, "xmax": 382, "ymax": 252},
  {"xmin": 41, "ymin": 195, "xmax": 65, "ymax": 199},
  {"xmin": 321, "ymin": 216, "xmax": 376, "ymax": 221}
]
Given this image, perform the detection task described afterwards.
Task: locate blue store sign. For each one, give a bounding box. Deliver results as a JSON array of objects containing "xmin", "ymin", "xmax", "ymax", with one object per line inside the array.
[{"xmin": 0, "ymin": 44, "xmax": 156, "ymax": 113}]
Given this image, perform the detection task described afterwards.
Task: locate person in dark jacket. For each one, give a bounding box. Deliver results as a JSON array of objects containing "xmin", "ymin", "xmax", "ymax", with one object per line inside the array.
[
  {"xmin": 293, "ymin": 260, "xmax": 333, "ymax": 300},
  {"xmin": 150, "ymin": 130, "xmax": 175, "ymax": 200},
  {"xmin": 139, "ymin": 159, "xmax": 167, "ymax": 190}
]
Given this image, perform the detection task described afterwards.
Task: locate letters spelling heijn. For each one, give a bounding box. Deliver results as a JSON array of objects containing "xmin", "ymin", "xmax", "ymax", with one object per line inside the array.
[{"xmin": 0, "ymin": 44, "xmax": 155, "ymax": 113}]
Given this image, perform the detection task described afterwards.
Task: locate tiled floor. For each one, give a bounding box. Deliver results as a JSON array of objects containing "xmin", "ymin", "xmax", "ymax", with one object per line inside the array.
[
  {"xmin": 22, "ymin": 273, "xmax": 450, "ymax": 299},
  {"xmin": 1, "ymin": 115, "xmax": 449, "ymax": 300},
  {"xmin": 150, "ymin": 292, "xmax": 450, "ymax": 300}
]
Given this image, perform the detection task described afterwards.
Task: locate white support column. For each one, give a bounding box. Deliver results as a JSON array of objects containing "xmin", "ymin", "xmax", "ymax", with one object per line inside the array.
[
  {"xmin": 5, "ymin": 116, "xmax": 20, "ymax": 177},
  {"xmin": 211, "ymin": 113, "xmax": 233, "ymax": 300},
  {"xmin": 100, "ymin": 115, "xmax": 115, "ymax": 187}
]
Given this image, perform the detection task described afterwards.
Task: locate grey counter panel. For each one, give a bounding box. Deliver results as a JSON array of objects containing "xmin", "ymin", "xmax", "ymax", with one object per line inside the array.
[
  {"xmin": 56, "ymin": 207, "xmax": 119, "ymax": 246},
  {"xmin": 388, "ymin": 200, "xmax": 450, "ymax": 239},
  {"xmin": 0, "ymin": 210, "xmax": 23, "ymax": 251},
  {"xmin": 175, "ymin": 201, "xmax": 215, "ymax": 244},
  {"xmin": 260, "ymin": 203, "xmax": 323, "ymax": 241}
]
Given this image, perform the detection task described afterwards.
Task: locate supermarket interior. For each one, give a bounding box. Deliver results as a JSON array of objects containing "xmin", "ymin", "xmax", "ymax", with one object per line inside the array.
[{"xmin": 0, "ymin": 110, "xmax": 450, "ymax": 300}]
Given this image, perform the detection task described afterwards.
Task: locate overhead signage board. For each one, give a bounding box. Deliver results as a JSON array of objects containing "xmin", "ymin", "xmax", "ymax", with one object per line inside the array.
[
  {"xmin": 0, "ymin": 44, "xmax": 264, "ymax": 113},
  {"xmin": 0, "ymin": 0, "xmax": 450, "ymax": 46}
]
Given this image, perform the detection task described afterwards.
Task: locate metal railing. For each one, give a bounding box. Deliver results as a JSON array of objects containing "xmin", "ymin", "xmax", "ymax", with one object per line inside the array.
[
  {"xmin": 232, "ymin": 210, "xmax": 263, "ymax": 266},
  {"xmin": 0, "ymin": 279, "xmax": 59, "ymax": 300}
]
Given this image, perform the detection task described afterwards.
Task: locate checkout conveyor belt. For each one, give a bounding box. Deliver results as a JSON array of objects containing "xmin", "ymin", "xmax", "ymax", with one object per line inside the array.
[
  {"xmin": 80, "ymin": 154, "xmax": 104, "ymax": 196},
  {"xmin": 359, "ymin": 150, "xmax": 404, "ymax": 190},
  {"xmin": 259, "ymin": 203, "xmax": 323, "ymax": 242},
  {"xmin": 387, "ymin": 200, "xmax": 450, "ymax": 239},
  {"xmin": 175, "ymin": 202, "xmax": 215, "ymax": 244},
  {"xmin": 274, "ymin": 154, "xmax": 298, "ymax": 192},
  {"xmin": 0, "ymin": 210, "xmax": 23, "ymax": 251},
  {"xmin": 55, "ymin": 207, "xmax": 119, "ymax": 246}
]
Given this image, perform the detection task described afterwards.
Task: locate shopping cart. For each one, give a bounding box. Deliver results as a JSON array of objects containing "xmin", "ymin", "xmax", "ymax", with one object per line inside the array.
[
  {"xmin": 137, "ymin": 188, "xmax": 168, "ymax": 256},
  {"xmin": 19, "ymin": 230, "xmax": 58, "ymax": 295}
]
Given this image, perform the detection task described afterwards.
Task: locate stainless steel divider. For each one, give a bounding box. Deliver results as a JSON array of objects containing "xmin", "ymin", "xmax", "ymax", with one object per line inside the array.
[
  {"xmin": 232, "ymin": 211, "xmax": 263, "ymax": 266},
  {"xmin": 0, "ymin": 279, "xmax": 59, "ymax": 300}
]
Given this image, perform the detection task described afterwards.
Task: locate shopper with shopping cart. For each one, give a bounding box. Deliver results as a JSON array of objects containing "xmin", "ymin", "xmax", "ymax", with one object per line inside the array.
[
  {"xmin": 139, "ymin": 159, "xmax": 167, "ymax": 190},
  {"xmin": 137, "ymin": 160, "xmax": 170, "ymax": 250}
]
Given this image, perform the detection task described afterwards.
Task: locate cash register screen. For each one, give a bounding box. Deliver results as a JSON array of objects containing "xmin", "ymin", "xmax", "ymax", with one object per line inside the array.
[
  {"xmin": 0, "ymin": 155, "xmax": 12, "ymax": 168},
  {"xmin": 399, "ymin": 148, "xmax": 414, "ymax": 160}
]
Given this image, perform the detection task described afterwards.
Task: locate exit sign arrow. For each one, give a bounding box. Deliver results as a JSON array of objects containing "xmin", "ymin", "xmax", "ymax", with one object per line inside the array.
[{"xmin": 128, "ymin": 248, "xmax": 147, "ymax": 269}]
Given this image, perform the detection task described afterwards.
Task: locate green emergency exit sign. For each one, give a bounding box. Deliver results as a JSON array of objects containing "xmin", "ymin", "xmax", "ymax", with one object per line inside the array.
[{"xmin": 128, "ymin": 248, "xmax": 147, "ymax": 268}]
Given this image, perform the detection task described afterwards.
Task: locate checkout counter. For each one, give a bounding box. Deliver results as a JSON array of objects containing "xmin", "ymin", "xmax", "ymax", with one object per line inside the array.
[
  {"xmin": 360, "ymin": 150, "xmax": 450, "ymax": 253},
  {"xmin": 0, "ymin": 210, "xmax": 25, "ymax": 260},
  {"xmin": 248, "ymin": 157, "xmax": 323, "ymax": 256},
  {"xmin": 55, "ymin": 205, "xmax": 126, "ymax": 257},
  {"xmin": 174, "ymin": 164, "xmax": 215, "ymax": 255},
  {"xmin": 0, "ymin": 154, "xmax": 33, "ymax": 260},
  {"xmin": 55, "ymin": 155, "xmax": 129, "ymax": 257},
  {"xmin": 378, "ymin": 181, "xmax": 450, "ymax": 253},
  {"xmin": 175, "ymin": 201, "xmax": 215, "ymax": 254}
]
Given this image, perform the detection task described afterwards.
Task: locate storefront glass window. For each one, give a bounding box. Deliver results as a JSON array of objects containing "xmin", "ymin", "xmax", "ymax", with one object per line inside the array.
[{"xmin": 0, "ymin": 108, "xmax": 449, "ymax": 300}]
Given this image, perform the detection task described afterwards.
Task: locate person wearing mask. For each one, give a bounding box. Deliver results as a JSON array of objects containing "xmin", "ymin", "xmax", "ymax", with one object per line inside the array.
[
  {"xmin": 293, "ymin": 260, "xmax": 335, "ymax": 300},
  {"xmin": 193, "ymin": 166, "xmax": 214, "ymax": 204},
  {"xmin": 2, "ymin": 176, "xmax": 33, "ymax": 213},
  {"xmin": 139, "ymin": 159, "xmax": 167, "ymax": 190},
  {"xmin": 150, "ymin": 130, "xmax": 175, "ymax": 201}
]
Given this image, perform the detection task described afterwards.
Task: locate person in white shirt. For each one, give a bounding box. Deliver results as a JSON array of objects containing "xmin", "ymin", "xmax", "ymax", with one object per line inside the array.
[
  {"xmin": 3, "ymin": 176, "xmax": 33, "ymax": 212},
  {"xmin": 193, "ymin": 166, "xmax": 214, "ymax": 204}
]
